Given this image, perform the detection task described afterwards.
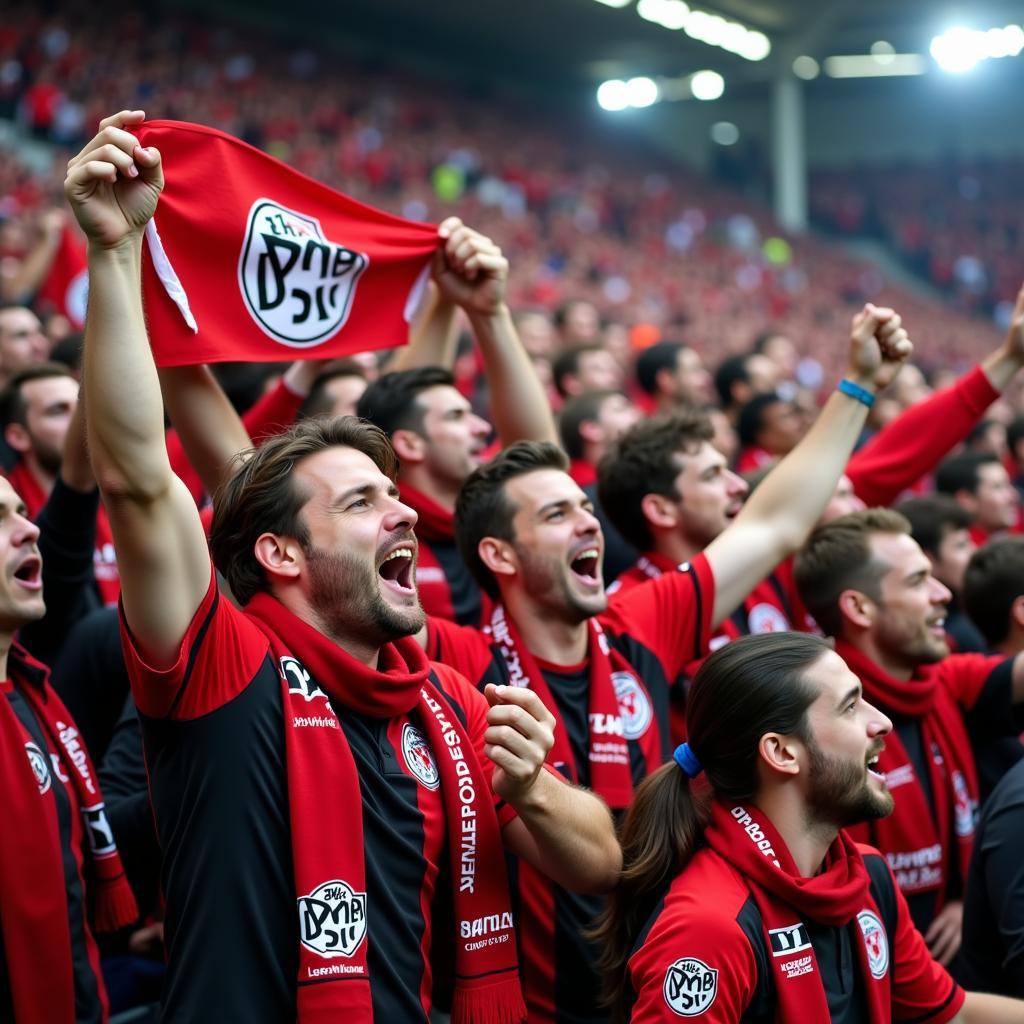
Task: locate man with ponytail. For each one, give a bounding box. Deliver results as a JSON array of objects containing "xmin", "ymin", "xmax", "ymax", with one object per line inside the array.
[
  {"xmin": 794, "ymin": 508, "xmax": 1024, "ymax": 968},
  {"xmin": 426, "ymin": 305, "xmax": 912, "ymax": 1021},
  {"xmin": 593, "ymin": 633, "xmax": 1024, "ymax": 1023}
]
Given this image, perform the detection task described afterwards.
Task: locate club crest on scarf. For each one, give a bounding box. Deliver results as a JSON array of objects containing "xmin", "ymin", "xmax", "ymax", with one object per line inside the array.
[
  {"xmin": 280, "ymin": 656, "xmax": 332, "ymax": 707},
  {"xmin": 24, "ymin": 740, "xmax": 51, "ymax": 794},
  {"xmin": 952, "ymin": 770, "xmax": 976, "ymax": 838},
  {"xmin": 238, "ymin": 199, "xmax": 369, "ymax": 347},
  {"xmin": 297, "ymin": 879, "xmax": 368, "ymax": 959},
  {"xmin": 402, "ymin": 722, "xmax": 440, "ymax": 790},
  {"xmin": 612, "ymin": 671, "xmax": 652, "ymax": 740},
  {"xmin": 857, "ymin": 910, "xmax": 889, "ymax": 980},
  {"xmin": 663, "ymin": 957, "xmax": 718, "ymax": 1017}
]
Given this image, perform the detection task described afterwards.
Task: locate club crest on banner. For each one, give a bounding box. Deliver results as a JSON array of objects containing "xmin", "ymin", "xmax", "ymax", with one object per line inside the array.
[
  {"xmin": 238, "ymin": 199, "xmax": 368, "ymax": 347},
  {"xmin": 25, "ymin": 741, "xmax": 51, "ymax": 794},
  {"xmin": 401, "ymin": 723, "xmax": 440, "ymax": 790},
  {"xmin": 857, "ymin": 910, "xmax": 889, "ymax": 980},
  {"xmin": 612, "ymin": 672, "xmax": 652, "ymax": 740},
  {"xmin": 663, "ymin": 957, "xmax": 718, "ymax": 1016},
  {"xmin": 65, "ymin": 270, "xmax": 89, "ymax": 329},
  {"xmin": 298, "ymin": 879, "xmax": 368, "ymax": 958}
]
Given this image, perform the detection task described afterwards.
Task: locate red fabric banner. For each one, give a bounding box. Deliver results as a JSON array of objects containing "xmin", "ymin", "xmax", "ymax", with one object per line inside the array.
[
  {"xmin": 134, "ymin": 120, "xmax": 439, "ymax": 367},
  {"xmin": 37, "ymin": 222, "xmax": 88, "ymax": 328}
]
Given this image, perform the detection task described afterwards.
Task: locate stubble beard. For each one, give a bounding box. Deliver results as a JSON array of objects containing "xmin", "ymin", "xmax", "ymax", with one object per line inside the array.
[{"xmin": 805, "ymin": 738, "xmax": 894, "ymax": 831}]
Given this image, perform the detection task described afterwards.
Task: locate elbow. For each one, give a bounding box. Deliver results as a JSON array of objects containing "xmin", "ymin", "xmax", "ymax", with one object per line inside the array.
[{"xmin": 93, "ymin": 461, "xmax": 174, "ymax": 508}]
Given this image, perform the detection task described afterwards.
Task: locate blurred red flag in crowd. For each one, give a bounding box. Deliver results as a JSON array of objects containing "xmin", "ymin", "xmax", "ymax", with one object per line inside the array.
[
  {"xmin": 38, "ymin": 222, "xmax": 88, "ymax": 328},
  {"xmin": 134, "ymin": 120, "xmax": 439, "ymax": 367}
]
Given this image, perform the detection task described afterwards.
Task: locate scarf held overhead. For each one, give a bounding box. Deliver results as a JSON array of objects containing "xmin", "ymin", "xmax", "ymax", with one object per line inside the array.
[
  {"xmin": 836, "ymin": 640, "xmax": 978, "ymax": 909},
  {"xmin": 133, "ymin": 120, "xmax": 440, "ymax": 366},
  {"xmin": 244, "ymin": 593, "xmax": 525, "ymax": 1024},
  {"xmin": 0, "ymin": 645, "xmax": 137, "ymax": 1024},
  {"xmin": 704, "ymin": 800, "xmax": 891, "ymax": 1023}
]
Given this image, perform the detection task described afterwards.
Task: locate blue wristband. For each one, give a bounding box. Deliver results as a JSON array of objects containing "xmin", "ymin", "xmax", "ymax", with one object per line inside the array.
[{"xmin": 838, "ymin": 378, "xmax": 876, "ymax": 408}]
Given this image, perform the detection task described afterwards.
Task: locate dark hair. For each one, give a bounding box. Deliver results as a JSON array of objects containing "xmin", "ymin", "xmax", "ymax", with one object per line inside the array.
[
  {"xmin": 355, "ymin": 366, "xmax": 455, "ymax": 437},
  {"xmin": 551, "ymin": 343, "xmax": 606, "ymax": 399},
  {"xmin": 737, "ymin": 391, "xmax": 784, "ymax": 449},
  {"xmin": 558, "ymin": 389, "xmax": 623, "ymax": 461},
  {"xmin": 454, "ymin": 440, "xmax": 568, "ymax": 600},
  {"xmin": 713, "ymin": 353, "xmax": 752, "ymax": 408},
  {"xmin": 49, "ymin": 332, "xmax": 84, "ymax": 372},
  {"xmin": 635, "ymin": 341, "xmax": 683, "ymax": 396},
  {"xmin": 298, "ymin": 361, "xmax": 367, "ymax": 420},
  {"xmin": 751, "ymin": 329, "xmax": 785, "ymax": 355},
  {"xmin": 895, "ymin": 495, "xmax": 972, "ymax": 557},
  {"xmin": 0, "ymin": 361, "xmax": 76, "ymax": 428},
  {"xmin": 597, "ymin": 411, "xmax": 714, "ymax": 550},
  {"xmin": 1007, "ymin": 416, "xmax": 1024, "ymax": 458},
  {"xmin": 590, "ymin": 632, "xmax": 828, "ymax": 1022},
  {"xmin": 210, "ymin": 417, "xmax": 398, "ymax": 605},
  {"xmin": 553, "ymin": 298, "xmax": 600, "ymax": 331},
  {"xmin": 793, "ymin": 507, "xmax": 910, "ymax": 638},
  {"xmin": 935, "ymin": 451, "xmax": 1001, "ymax": 498},
  {"xmin": 963, "ymin": 537, "xmax": 1024, "ymax": 647}
]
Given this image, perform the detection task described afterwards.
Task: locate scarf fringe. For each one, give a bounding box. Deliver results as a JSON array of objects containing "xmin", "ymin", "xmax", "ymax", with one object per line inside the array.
[
  {"xmin": 451, "ymin": 975, "xmax": 528, "ymax": 1024},
  {"xmin": 93, "ymin": 876, "xmax": 139, "ymax": 933}
]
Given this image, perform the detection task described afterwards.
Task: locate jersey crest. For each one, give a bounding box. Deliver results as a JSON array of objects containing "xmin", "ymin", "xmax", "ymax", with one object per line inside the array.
[
  {"xmin": 857, "ymin": 910, "xmax": 889, "ymax": 980},
  {"xmin": 298, "ymin": 879, "xmax": 368, "ymax": 958},
  {"xmin": 663, "ymin": 957, "xmax": 718, "ymax": 1016},
  {"xmin": 401, "ymin": 723, "xmax": 440, "ymax": 790},
  {"xmin": 25, "ymin": 740, "xmax": 51, "ymax": 794},
  {"xmin": 612, "ymin": 671, "xmax": 653, "ymax": 740},
  {"xmin": 747, "ymin": 602, "xmax": 790, "ymax": 633}
]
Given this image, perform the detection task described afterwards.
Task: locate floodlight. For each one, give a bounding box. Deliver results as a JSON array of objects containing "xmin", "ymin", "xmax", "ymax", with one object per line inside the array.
[
  {"xmin": 792, "ymin": 55, "xmax": 820, "ymax": 79},
  {"xmin": 626, "ymin": 76, "xmax": 659, "ymax": 107},
  {"xmin": 930, "ymin": 28, "xmax": 986, "ymax": 72},
  {"xmin": 690, "ymin": 70, "xmax": 725, "ymax": 100},
  {"xmin": 593, "ymin": 0, "xmax": 633, "ymax": 7},
  {"xmin": 739, "ymin": 30, "xmax": 771, "ymax": 61},
  {"xmin": 597, "ymin": 80, "xmax": 630, "ymax": 111}
]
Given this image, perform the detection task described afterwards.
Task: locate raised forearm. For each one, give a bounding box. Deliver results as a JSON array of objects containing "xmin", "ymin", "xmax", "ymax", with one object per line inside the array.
[
  {"xmin": 392, "ymin": 283, "xmax": 459, "ymax": 371},
  {"xmin": 472, "ymin": 305, "xmax": 558, "ymax": 445},
  {"xmin": 959, "ymin": 991, "xmax": 1024, "ymax": 1022},
  {"xmin": 508, "ymin": 770, "xmax": 621, "ymax": 894},
  {"xmin": 84, "ymin": 240, "xmax": 174, "ymax": 499}
]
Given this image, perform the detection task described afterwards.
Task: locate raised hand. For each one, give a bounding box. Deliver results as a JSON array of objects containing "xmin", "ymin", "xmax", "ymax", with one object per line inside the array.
[
  {"xmin": 64, "ymin": 110, "xmax": 163, "ymax": 250},
  {"xmin": 482, "ymin": 683, "xmax": 556, "ymax": 803},
  {"xmin": 846, "ymin": 303, "xmax": 913, "ymax": 391},
  {"xmin": 432, "ymin": 216, "xmax": 508, "ymax": 316}
]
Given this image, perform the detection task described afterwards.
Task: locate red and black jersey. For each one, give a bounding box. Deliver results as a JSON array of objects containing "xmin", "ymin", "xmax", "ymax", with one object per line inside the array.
[
  {"xmin": 627, "ymin": 843, "xmax": 963, "ymax": 1023},
  {"xmin": 120, "ymin": 578, "xmax": 514, "ymax": 1022},
  {"xmin": 415, "ymin": 533, "xmax": 493, "ymax": 626},
  {"xmin": 428, "ymin": 555, "xmax": 716, "ymax": 1024}
]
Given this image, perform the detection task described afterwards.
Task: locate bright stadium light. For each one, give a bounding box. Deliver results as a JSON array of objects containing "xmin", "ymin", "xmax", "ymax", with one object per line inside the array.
[
  {"xmin": 690, "ymin": 69, "xmax": 725, "ymax": 100},
  {"xmin": 626, "ymin": 76, "xmax": 660, "ymax": 106},
  {"xmin": 593, "ymin": 0, "xmax": 634, "ymax": 7},
  {"xmin": 930, "ymin": 24, "xmax": 1024, "ymax": 72},
  {"xmin": 597, "ymin": 79, "xmax": 630, "ymax": 111},
  {"xmin": 792, "ymin": 55, "xmax": 820, "ymax": 79},
  {"xmin": 738, "ymin": 29, "xmax": 771, "ymax": 61},
  {"xmin": 824, "ymin": 54, "xmax": 927, "ymax": 78}
]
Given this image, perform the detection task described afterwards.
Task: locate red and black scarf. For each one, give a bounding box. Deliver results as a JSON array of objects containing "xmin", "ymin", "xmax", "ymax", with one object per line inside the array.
[
  {"xmin": 836, "ymin": 641, "xmax": 977, "ymax": 909},
  {"xmin": 245, "ymin": 594, "xmax": 525, "ymax": 1024},
  {"xmin": 705, "ymin": 800, "xmax": 891, "ymax": 1023},
  {"xmin": 485, "ymin": 605, "xmax": 662, "ymax": 810},
  {"xmin": 0, "ymin": 644, "xmax": 137, "ymax": 1024}
]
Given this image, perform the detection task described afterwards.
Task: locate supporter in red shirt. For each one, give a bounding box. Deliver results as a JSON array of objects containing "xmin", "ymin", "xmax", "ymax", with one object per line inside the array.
[
  {"xmin": 935, "ymin": 451, "xmax": 1021, "ymax": 547},
  {"xmin": 794, "ymin": 508, "xmax": 1024, "ymax": 967},
  {"xmin": 552, "ymin": 342, "xmax": 624, "ymax": 402},
  {"xmin": 591, "ymin": 632, "xmax": 1023, "ymax": 1023},
  {"xmin": 559, "ymin": 388, "xmax": 640, "ymax": 489},
  {"xmin": 734, "ymin": 391, "xmax": 803, "ymax": 475},
  {"xmin": 0, "ymin": 472, "xmax": 138, "ymax": 1023},
  {"xmin": 70, "ymin": 108, "xmax": 618, "ymax": 1024},
  {"xmin": 423, "ymin": 305, "xmax": 912, "ymax": 1023},
  {"xmin": 634, "ymin": 340, "xmax": 713, "ymax": 416}
]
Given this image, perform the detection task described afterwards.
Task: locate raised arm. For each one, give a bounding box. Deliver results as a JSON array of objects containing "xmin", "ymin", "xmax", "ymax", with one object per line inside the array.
[
  {"xmin": 390, "ymin": 279, "xmax": 459, "ymax": 372},
  {"xmin": 66, "ymin": 110, "xmax": 210, "ymax": 666},
  {"xmin": 433, "ymin": 217, "xmax": 558, "ymax": 446},
  {"xmin": 848, "ymin": 283, "xmax": 1024, "ymax": 507},
  {"xmin": 705, "ymin": 305, "xmax": 911, "ymax": 626}
]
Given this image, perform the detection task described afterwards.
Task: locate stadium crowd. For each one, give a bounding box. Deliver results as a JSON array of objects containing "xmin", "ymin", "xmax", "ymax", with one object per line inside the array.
[{"xmin": 5, "ymin": 4, "xmax": 1024, "ymax": 1024}]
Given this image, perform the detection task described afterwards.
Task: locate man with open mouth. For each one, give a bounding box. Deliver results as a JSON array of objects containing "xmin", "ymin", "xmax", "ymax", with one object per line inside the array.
[{"xmin": 423, "ymin": 303, "xmax": 914, "ymax": 1023}]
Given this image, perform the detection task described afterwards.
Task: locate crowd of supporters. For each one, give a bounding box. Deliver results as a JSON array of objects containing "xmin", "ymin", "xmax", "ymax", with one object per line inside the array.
[{"xmin": 6, "ymin": 4, "xmax": 1024, "ymax": 1024}]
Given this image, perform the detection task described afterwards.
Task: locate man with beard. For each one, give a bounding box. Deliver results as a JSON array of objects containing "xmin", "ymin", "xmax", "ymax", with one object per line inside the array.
[
  {"xmin": 591, "ymin": 632, "xmax": 1024, "ymax": 1023},
  {"xmin": 794, "ymin": 508, "xmax": 1024, "ymax": 970},
  {"xmin": 423, "ymin": 304, "xmax": 913, "ymax": 1023},
  {"xmin": 357, "ymin": 218, "xmax": 558, "ymax": 628},
  {"xmin": 69, "ymin": 109, "xmax": 619, "ymax": 1023}
]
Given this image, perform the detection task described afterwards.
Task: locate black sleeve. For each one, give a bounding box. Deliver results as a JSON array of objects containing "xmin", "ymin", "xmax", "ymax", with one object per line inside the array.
[
  {"xmin": 976, "ymin": 790, "xmax": 1024, "ymax": 995},
  {"xmin": 963, "ymin": 658, "xmax": 1024, "ymax": 740},
  {"xmin": 99, "ymin": 695, "xmax": 161, "ymax": 917},
  {"xmin": 18, "ymin": 478, "xmax": 101, "ymax": 665}
]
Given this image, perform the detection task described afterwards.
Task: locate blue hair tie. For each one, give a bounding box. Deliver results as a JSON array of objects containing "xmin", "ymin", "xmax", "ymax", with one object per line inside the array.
[{"xmin": 673, "ymin": 742, "xmax": 702, "ymax": 779}]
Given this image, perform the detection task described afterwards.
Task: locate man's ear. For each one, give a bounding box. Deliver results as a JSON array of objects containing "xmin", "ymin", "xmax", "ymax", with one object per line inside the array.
[
  {"xmin": 837, "ymin": 588, "xmax": 875, "ymax": 631},
  {"xmin": 955, "ymin": 488, "xmax": 979, "ymax": 516},
  {"xmin": 391, "ymin": 428, "xmax": 426, "ymax": 465},
  {"xmin": 640, "ymin": 492, "xmax": 679, "ymax": 531},
  {"xmin": 4, "ymin": 422, "xmax": 30, "ymax": 455},
  {"xmin": 253, "ymin": 533, "xmax": 304, "ymax": 582},
  {"xmin": 478, "ymin": 537, "xmax": 518, "ymax": 584},
  {"xmin": 758, "ymin": 731, "xmax": 802, "ymax": 779}
]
